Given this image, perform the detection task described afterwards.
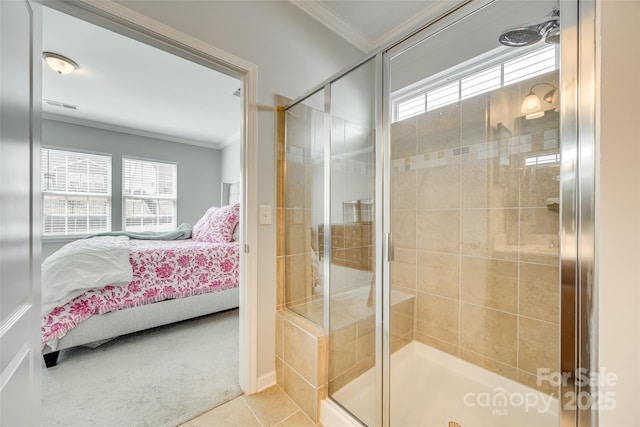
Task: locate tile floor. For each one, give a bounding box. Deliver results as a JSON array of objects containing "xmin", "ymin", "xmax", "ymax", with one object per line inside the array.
[{"xmin": 181, "ymin": 385, "xmax": 317, "ymax": 427}]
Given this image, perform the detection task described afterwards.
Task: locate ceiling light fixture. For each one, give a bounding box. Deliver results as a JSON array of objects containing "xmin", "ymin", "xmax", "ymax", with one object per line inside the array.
[
  {"xmin": 43, "ymin": 52, "xmax": 79, "ymax": 75},
  {"xmin": 521, "ymin": 82, "xmax": 558, "ymax": 120}
]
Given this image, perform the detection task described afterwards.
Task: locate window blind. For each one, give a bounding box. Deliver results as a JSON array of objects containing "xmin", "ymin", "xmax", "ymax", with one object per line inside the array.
[
  {"xmin": 122, "ymin": 157, "xmax": 177, "ymax": 232},
  {"xmin": 41, "ymin": 148, "xmax": 111, "ymax": 236}
]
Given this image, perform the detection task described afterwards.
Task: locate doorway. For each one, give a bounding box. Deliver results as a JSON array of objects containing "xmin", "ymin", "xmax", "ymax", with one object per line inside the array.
[{"xmin": 38, "ymin": 0, "xmax": 259, "ymax": 419}]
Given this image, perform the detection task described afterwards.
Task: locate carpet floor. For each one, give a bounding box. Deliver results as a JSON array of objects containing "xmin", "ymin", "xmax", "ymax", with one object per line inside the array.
[{"xmin": 41, "ymin": 308, "xmax": 241, "ymax": 427}]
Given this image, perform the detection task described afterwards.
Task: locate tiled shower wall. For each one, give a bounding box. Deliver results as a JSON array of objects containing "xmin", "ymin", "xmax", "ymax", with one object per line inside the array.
[{"xmin": 390, "ymin": 70, "xmax": 560, "ymax": 396}]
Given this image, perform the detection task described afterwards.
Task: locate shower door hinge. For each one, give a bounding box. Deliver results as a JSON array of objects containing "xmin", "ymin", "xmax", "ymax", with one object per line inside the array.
[{"xmin": 244, "ymin": 244, "xmax": 249, "ymax": 254}]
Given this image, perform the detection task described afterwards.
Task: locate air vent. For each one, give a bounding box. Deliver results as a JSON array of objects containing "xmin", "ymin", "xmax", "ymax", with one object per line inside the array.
[
  {"xmin": 233, "ymin": 88, "xmax": 241, "ymax": 97},
  {"xmin": 44, "ymin": 99, "xmax": 78, "ymax": 110}
]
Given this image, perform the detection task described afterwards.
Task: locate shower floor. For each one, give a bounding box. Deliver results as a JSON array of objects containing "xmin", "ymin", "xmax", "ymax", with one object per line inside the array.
[{"xmin": 332, "ymin": 341, "xmax": 558, "ymax": 427}]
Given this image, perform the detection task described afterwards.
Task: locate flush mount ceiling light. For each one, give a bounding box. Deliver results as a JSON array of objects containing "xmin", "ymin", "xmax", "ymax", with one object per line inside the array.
[
  {"xmin": 43, "ymin": 52, "xmax": 79, "ymax": 75},
  {"xmin": 521, "ymin": 82, "xmax": 558, "ymax": 120}
]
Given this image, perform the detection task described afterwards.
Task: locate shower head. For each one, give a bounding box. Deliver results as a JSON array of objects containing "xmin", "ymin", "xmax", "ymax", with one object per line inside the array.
[
  {"xmin": 498, "ymin": 26, "xmax": 543, "ymax": 47},
  {"xmin": 498, "ymin": 8, "xmax": 560, "ymax": 47},
  {"xmin": 544, "ymin": 25, "xmax": 560, "ymax": 44}
]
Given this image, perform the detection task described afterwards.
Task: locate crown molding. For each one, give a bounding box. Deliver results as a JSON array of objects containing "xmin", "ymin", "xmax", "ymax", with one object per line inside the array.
[
  {"xmin": 289, "ymin": 0, "xmax": 373, "ymax": 53},
  {"xmin": 371, "ymin": 1, "xmax": 460, "ymax": 50},
  {"xmin": 289, "ymin": 1, "xmax": 465, "ymax": 54}
]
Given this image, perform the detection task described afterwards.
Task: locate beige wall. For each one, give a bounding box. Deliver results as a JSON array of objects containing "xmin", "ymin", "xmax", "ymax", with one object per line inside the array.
[
  {"xmin": 390, "ymin": 70, "xmax": 561, "ymax": 395},
  {"xmin": 598, "ymin": 1, "xmax": 640, "ymax": 425}
]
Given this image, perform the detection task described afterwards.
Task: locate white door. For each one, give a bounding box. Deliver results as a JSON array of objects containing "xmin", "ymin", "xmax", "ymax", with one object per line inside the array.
[{"xmin": 0, "ymin": 0, "xmax": 41, "ymax": 425}]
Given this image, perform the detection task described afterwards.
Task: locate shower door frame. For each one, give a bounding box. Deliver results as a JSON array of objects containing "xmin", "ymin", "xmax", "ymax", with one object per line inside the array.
[
  {"xmin": 377, "ymin": 1, "xmax": 597, "ymax": 427},
  {"xmin": 284, "ymin": 0, "xmax": 597, "ymax": 425}
]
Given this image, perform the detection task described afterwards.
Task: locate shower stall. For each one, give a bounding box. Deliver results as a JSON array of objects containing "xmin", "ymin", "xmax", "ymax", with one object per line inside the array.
[{"xmin": 281, "ymin": 0, "xmax": 594, "ymax": 426}]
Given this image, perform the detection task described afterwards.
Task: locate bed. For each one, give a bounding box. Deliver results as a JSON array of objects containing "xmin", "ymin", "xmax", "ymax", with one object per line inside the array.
[{"xmin": 41, "ymin": 186, "xmax": 241, "ymax": 367}]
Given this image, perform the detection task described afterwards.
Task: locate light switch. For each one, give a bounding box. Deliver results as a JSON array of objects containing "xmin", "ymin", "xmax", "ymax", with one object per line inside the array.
[{"xmin": 259, "ymin": 205, "xmax": 271, "ymax": 225}]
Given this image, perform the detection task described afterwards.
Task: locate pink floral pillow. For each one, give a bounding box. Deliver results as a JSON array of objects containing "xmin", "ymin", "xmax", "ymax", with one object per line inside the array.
[
  {"xmin": 192, "ymin": 203, "xmax": 239, "ymax": 243},
  {"xmin": 192, "ymin": 207, "xmax": 218, "ymax": 241}
]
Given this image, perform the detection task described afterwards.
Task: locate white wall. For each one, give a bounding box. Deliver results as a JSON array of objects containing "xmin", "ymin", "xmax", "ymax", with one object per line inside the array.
[
  {"xmin": 220, "ymin": 139, "xmax": 240, "ymax": 184},
  {"xmin": 42, "ymin": 119, "xmax": 222, "ymax": 258},
  {"xmin": 114, "ymin": 0, "xmax": 365, "ymax": 379},
  {"xmin": 597, "ymin": 1, "xmax": 640, "ymax": 425}
]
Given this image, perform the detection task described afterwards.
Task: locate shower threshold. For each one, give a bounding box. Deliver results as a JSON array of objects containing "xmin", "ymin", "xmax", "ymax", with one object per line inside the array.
[{"xmin": 333, "ymin": 341, "xmax": 558, "ymax": 427}]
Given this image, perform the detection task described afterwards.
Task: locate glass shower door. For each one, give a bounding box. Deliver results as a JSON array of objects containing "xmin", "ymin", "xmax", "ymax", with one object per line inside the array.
[
  {"xmin": 385, "ymin": 1, "xmax": 562, "ymax": 426},
  {"xmin": 326, "ymin": 58, "xmax": 379, "ymax": 426}
]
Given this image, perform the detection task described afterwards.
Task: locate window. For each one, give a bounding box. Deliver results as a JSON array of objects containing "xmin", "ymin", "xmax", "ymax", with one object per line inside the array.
[
  {"xmin": 41, "ymin": 148, "xmax": 111, "ymax": 236},
  {"xmin": 393, "ymin": 45, "xmax": 558, "ymax": 122},
  {"xmin": 123, "ymin": 157, "xmax": 177, "ymax": 232}
]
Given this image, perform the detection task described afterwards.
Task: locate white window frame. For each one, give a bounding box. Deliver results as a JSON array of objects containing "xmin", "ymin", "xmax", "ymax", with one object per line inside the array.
[
  {"xmin": 122, "ymin": 156, "xmax": 177, "ymax": 232},
  {"xmin": 41, "ymin": 147, "xmax": 112, "ymax": 238},
  {"xmin": 393, "ymin": 44, "xmax": 559, "ymax": 122}
]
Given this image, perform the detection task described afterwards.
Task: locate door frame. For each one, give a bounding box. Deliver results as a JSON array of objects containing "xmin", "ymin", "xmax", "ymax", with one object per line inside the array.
[{"xmin": 41, "ymin": 0, "xmax": 260, "ymax": 393}]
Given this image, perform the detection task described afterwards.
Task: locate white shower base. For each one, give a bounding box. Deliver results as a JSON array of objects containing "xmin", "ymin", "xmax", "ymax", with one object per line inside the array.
[{"xmin": 331, "ymin": 341, "xmax": 558, "ymax": 427}]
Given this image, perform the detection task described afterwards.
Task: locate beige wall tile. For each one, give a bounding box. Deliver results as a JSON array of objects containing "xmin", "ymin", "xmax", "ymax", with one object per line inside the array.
[
  {"xmin": 414, "ymin": 331, "xmax": 459, "ymax": 357},
  {"xmin": 284, "ymin": 162, "xmax": 310, "ymax": 209},
  {"xmin": 328, "ymin": 339, "xmax": 357, "ymax": 380},
  {"xmin": 519, "ymin": 317, "xmax": 559, "ymax": 375},
  {"xmin": 392, "ymin": 210, "xmax": 416, "ymax": 249},
  {"xmin": 391, "ymin": 298, "xmax": 414, "ymax": 338},
  {"xmin": 285, "ymin": 254, "xmax": 313, "ymax": 306},
  {"xmin": 355, "ymin": 354, "xmax": 376, "ymax": 377},
  {"xmin": 416, "ymin": 250, "xmax": 459, "ymax": 299},
  {"xmin": 519, "ymin": 263, "xmax": 559, "ymax": 323},
  {"xmin": 276, "ymin": 314, "xmax": 284, "ymax": 358},
  {"xmin": 461, "ymin": 208, "xmax": 518, "ymax": 261},
  {"xmin": 392, "ymin": 170, "xmax": 416, "ymax": 211},
  {"xmin": 517, "ymin": 369, "xmax": 559, "ymax": 398},
  {"xmin": 277, "ymin": 207, "xmax": 285, "ymax": 258},
  {"xmin": 356, "ymin": 329, "xmax": 375, "ymax": 364},
  {"xmin": 276, "ymin": 356, "xmax": 284, "ymax": 389},
  {"xmin": 391, "ymin": 331, "xmax": 412, "ymax": 354},
  {"xmin": 243, "ymin": 386, "xmax": 299, "ymax": 427},
  {"xmin": 459, "ymin": 349, "xmax": 518, "ymax": 381},
  {"xmin": 329, "ymin": 366, "xmax": 358, "ymax": 394},
  {"xmin": 460, "ymin": 303, "xmax": 517, "ymax": 365},
  {"xmin": 415, "ymin": 292, "xmax": 459, "ymax": 345},
  {"xmin": 488, "ymin": 85, "xmax": 520, "ymax": 133},
  {"xmin": 520, "ymin": 208, "xmax": 560, "ymax": 266},
  {"xmin": 416, "ymin": 209, "xmax": 460, "ymax": 254},
  {"xmin": 391, "ymin": 257, "xmax": 417, "ymax": 291},
  {"xmin": 285, "ymin": 208, "xmax": 312, "ymax": 256},
  {"xmin": 460, "ymin": 93, "xmax": 489, "ymax": 145},
  {"xmin": 520, "ymin": 164, "xmax": 560, "ymax": 208},
  {"xmin": 461, "ymin": 157, "xmax": 491, "ymax": 209},
  {"xmin": 391, "ymin": 116, "xmax": 417, "ymax": 160},
  {"xmin": 284, "ymin": 321, "xmax": 318, "ymax": 386},
  {"xmin": 283, "ymin": 364, "xmax": 317, "ymax": 422},
  {"xmin": 417, "ymin": 103, "xmax": 461, "ymax": 154},
  {"xmin": 416, "ymin": 164, "xmax": 461, "ymax": 210},
  {"xmin": 277, "ymin": 257, "xmax": 285, "ymax": 310},
  {"xmin": 329, "ymin": 323, "xmax": 356, "ymax": 351},
  {"xmin": 317, "ymin": 336, "xmax": 328, "ymax": 387},
  {"xmin": 460, "ymin": 256, "xmax": 518, "ymax": 313}
]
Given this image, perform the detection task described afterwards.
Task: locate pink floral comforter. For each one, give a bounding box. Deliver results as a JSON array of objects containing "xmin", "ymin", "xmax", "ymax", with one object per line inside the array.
[{"xmin": 41, "ymin": 239, "xmax": 239, "ymax": 349}]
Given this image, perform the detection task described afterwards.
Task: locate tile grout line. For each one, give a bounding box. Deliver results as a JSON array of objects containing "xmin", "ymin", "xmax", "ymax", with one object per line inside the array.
[{"xmin": 240, "ymin": 395, "xmax": 265, "ymax": 427}]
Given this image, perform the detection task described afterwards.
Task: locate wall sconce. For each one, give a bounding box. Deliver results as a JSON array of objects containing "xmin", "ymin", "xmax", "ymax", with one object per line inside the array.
[
  {"xmin": 521, "ymin": 82, "xmax": 558, "ymax": 119},
  {"xmin": 43, "ymin": 52, "xmax": 79, "ymax": 75}
]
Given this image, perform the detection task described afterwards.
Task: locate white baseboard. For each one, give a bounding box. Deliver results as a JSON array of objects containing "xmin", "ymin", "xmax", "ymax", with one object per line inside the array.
[
  {"xmin": 255, "ymin": 370, "xmax": 276, "ymax": 392},
  {"xmin": 320, "ymin": 399, "xmax": 361, "ymax": 427}
]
